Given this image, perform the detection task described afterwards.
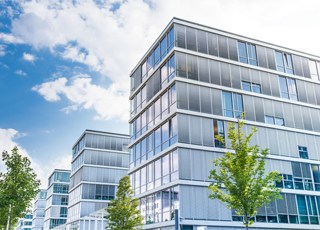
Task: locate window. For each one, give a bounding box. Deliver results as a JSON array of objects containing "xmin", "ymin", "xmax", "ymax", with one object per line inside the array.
[
  {"xmin": 298, "ymin": 146, "xmax": 308, "ymax": 159},
  {"xmin": 53, "ymin": 184, "xmax": 69, "ymax": 194},
  {"xmin": 154, "ymin": 45, "xmax": 160, "ymax": 66},
  {"xmin": 241, "ymin": 81, "xmax": 261, "ymax": 93},
  {"xmin": 264, "ymin": 115, "xmax": 285, "ymax": 126},
  {"xmin": 279, "ymin": 76, "xmax": 298, "ymax": 100},
  {"xmin": 237, "ymin": 41, "xmax": 257, "ymax": 65},
  {"xmin": 275, "ymin": 117, "xmax": 285, "ymax": 126},
  {"xmin": 222, "ymin": 91, "xmax": 243, "ymax": 118},
  {"xmin": 309, "ymin": 60, "xmax": 319, "ymax": 81},
  {"xmin": 276, "ymin": 174, "xmax": 293, "ymax": 189},
  {"xmin": 161, "ymin": 55, "xmax": 175, "ymax": 88},
  {"xmin": 292, "ymin": 162, "xmax": 313, "ymax": 191},
  {"xmin": 60, "ymin": 207, "xmax": 68, "ymax": 217},
  {"xmin": 312, "ymin": 165, "xmax": 320, "ymax": 191},
  {"xmin": 214, "ymin": 120, "xmax": 225, "ymax": 148},
  {"xmin": 275, "ymin": 51, "xmax": 294, "ymax": 74}
]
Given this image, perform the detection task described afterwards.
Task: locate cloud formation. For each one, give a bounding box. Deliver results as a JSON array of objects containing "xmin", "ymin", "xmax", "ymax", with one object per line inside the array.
[
  {"xmin": 0, "ymin": 32, "xmax": 23, "ymax": 44},
  {"xmin": 32, "ymin": 76, "xmax": 129, "ymax": 121},
  {"xmin": 22, "ymin": 52, "xmax": 36, "ymax": 62},
  {"xmin": 0, "ymin": 128, "xmax": 71, "ymax": 187},
  {"xmin": 1, "ymin": 0, "xmax": 320, "ymax": 121},
  {"xmin": 15, "ymin": 69, "xmax": 27, "ymax": 76}
]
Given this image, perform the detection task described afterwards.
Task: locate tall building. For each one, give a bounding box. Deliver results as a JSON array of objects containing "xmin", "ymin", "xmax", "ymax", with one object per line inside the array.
[
  {"xmin": 129, "ymin": 18, "xmax": 320, "ymax": 230},
  {"xmin": 14, "ymin": 213, "xmax": 33, "ymax": 230},
  {"xmin": 32, "ymin": 189, "xmax": 47, "ymax": 230},
  {"xmin": 66, "ymin": 130, "xmax": 130, "ymax": 230},
  {"xmin": 44, "ymin": 169, "xmax": 70, "ymax": 230}
]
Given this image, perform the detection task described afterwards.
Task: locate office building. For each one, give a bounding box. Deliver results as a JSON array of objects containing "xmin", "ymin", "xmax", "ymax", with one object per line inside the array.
[
  {"xmin": 32, "ymin": 189, "xmax": 47, "ymax": 230},
  {"xmin": 14, "ymin": 213, "xmax": 33, "ymax": 230},
  {"xmin": 129, "ymin": 18, "xmax": 320, "ymax": 229},
  {"xmin": 44, "ymin": 169, "xmax": 70, "ymax": 229},
  {"xmin": 66, "ymin": 130, "xmax": 130, "ymax": 230}
]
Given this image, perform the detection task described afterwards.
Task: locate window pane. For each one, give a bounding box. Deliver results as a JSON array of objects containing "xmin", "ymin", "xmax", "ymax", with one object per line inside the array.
[
  {"xmin": 233, "ymin": 93, "xmax": 243, "ymax": 118},
  {"xmin": 218, "ymin": 35, "xmax": 228, "ymax": 59},
  {"xmin": 265, "ymin": 116, "xmax": 274, "ymax": 124},
  {"xmin": 209, "ymin": 60, "xmax": 220, "ymax": 85},
  {"xmin": 292, "ymin": 55, "xmax": 303, "ymax": 76},
  {"xmin": 154, "ymin": 45, "xmax": 160, "ymax": 66},
  {"xmin": 160, "ymin": 36, "xmax": 167, "ymax": 59},
  {"xmin": 287, "ymin": 78, "xmax": 298, "ymax": 100},
  {"xmin": 279, "ymin": 77, "xmax": 289, "ymax": 99},
  {"xmin": 256, "ymin": 45, "xmax": 268, "ymax": 68},
  {"xmin": 220, "ymin": 63, "xmax": 231, "ymax": 87},
  {"xmin": 252, "ymin": 83, "xmax": 261, "ymax": 93},
  {"xmin": 186, "ymin": 27, "xmax": 197, "ymax": 51},
  {"xmin": 228, "ymin": 38, "xmax": 238, "ymax": 61},
  {"xmin": 208, "ymin": 33, "xmax": 218, "ymax": 56},
  {"xmin": 238, "ymin": 41, "xmax": 247, "ymax": 64},
  {"xmin": 242, "ymin": 81, "xmax": 251, "ymax": 91},
  {"xmin": 301, "ymin": 57, "xmax": 311, "ymax": 78},
  {"xmin": 284, "ymin": 53, "xmax": 293, "ymax": 74},
  {"xmin": 187, "ymin": 55, "xmax": 198, "ymax": 80},
  {"xmin": 197, "ymin": 30, "xmax": 208, "ymax": 54},
  {"xmin": 266, "ymin": 48, "xmax": 276, "ymax": 70},
  {"xmin": 248, "ymin": 44, "xmax": 257, "ymax": 66},
  {"xmin": 275, "ymin": 117, "xmax": 285, "ymax": 126},
  {"xmin": 188, "ymin": 85, "xmax": 200, "ymax": 112},
  {"xmin": 176, "ymin": 52, "xmax": 187, "ymax": 78},
  {"xmin": 275, "ymin": 51, "xmax": 285, "ymax": 72},
  {"xmin": 297, "ymin": 195, "xmax": 308, "ymax": 215},
  {"xmin": 198, "ymin": 57, "xmax": 209, "ymax": 83},
  {"xmin": 175, "ymin": 24, "xmax": 186, "ymax": 48},
  {"xmin": 222, "ymin": 91, "xmax": 233, "ymax": 117}
]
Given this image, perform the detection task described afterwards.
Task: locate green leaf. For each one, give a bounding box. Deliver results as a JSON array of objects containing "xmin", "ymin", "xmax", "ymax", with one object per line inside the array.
[
  {"xmin": 0, "ymin": 147, "xmax": 40, "ymax": 228},
  {"xmin": 106, "ymin": 175, "xmax": 143, "ymax": 230},
  {"xmin": 208, "ymin": 119, "xmax": 282, "ymax": 229}
]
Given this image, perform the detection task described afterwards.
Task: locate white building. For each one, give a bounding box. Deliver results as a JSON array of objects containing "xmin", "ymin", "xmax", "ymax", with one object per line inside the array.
[
  {"xmin": 129, "ymin": 17, "xmax": 320, "ymax": 230},
  {"xmin": 66, "ymin": 130, "xmax": 129, "ymax": 230},
  {"xmin": 32, "ymin": 189, "xmax": 47, "ymax": 230},
  {"xmin": 44, "ymin": 169, "xmax": 70, "ymax": 230},
  {"xmin": 14, "ymin": 213, "xmax": 33, "ymax": 230}
]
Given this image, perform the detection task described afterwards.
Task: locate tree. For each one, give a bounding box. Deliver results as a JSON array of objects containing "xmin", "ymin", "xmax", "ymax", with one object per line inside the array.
[
  {"xmin": 106, "ymin": 175, "xmax": 143, "ymax": 230},
  {"xmin": 0, "ymin": 147, "xmax": 40, "ymax": 229},
  {"xmin": 208, "ymin": 120, "xmax": 282, "ymax": 230}
]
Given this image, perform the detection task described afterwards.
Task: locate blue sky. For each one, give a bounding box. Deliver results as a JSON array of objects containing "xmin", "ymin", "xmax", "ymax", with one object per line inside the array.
[{"xmin": 1, "ymin": 0, "xmax": 320, "ymax": 186}]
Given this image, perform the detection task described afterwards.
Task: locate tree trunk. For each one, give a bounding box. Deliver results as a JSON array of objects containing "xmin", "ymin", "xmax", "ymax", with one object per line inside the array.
[
  {"xmin": 5, "ymin": 204, "xmax": 12, "ymax": 230},
  {"xmin": 244, "ymin": 214, "xmax": 249, "ymax": 230}
]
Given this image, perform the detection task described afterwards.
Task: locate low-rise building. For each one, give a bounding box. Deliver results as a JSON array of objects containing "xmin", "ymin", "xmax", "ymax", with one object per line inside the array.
[
  {"xmin": 44, "ymin": 169, "xmax": 70, "ymax": 230},
  {"xmin": 66, "ymin": 130, "xmax": 129, "ymax": 230},
  {"xmin": 32, "ymin": 189, "xmax": 47, "ymax": 230}
]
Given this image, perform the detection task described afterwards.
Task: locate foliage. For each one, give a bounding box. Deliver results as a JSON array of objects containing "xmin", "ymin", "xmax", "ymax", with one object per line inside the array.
[
  {"xmin": 208, "ymin": 120, "xmax": 282, "ymax": 229},
  {"xmin": 0, "ymin": 147, "xmax": 40, "ymax": 229},
  {"xmin": 106, "ymin": 175, "xmax": 143, "ymax": 230}
]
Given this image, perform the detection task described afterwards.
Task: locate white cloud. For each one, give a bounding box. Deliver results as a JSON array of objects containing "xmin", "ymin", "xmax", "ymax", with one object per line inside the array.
[
  {"xmin": 2, "ymin": 0, "xmax": 320, "ymax": 120},
  {"xmin": 0, "ymin": 32, "xmax": 23, "ymax": 44},
  {"xmin": 0, "ymin": 128, "xmax": 71, "ymax": 187},
  {"xmin": 15, "ymin": 69, "xmax": 27, "ymax": 76},
  {"xmin": 22, "ymin": 52, "xmax": 36, "ymax": 62},
  {"xmin": 32, "ymin": 76, "xmax": 129, "ymax": 121}
]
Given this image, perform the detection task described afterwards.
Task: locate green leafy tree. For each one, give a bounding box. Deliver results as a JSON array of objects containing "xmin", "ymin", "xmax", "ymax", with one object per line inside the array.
[
  {"xmin": 106, "ymin": 175, "xmax": 143, "ymax": 230},
  {"xmin": 0, "ymin": 147, "xmax": 40, "ymax": 229},
  {"xmin": 208, "ymin": 120, "xmax": 282, "ymax": 230}
]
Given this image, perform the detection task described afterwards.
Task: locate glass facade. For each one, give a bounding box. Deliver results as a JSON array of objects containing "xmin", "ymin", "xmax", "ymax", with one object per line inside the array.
[
  {"xmin": 32, "ymin": 190, "xmax": 46, "ymax": 230},
  {"xmin": 44, "ymin": 170, "xmax": 70, "ymax": 229},
  {"xmin": 67, "ymin": 131, "xmax": 129, "ymax": 229},
  {"xmin": 129, "ymin": 18, "xmax": 320, "ymax": 230}
]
